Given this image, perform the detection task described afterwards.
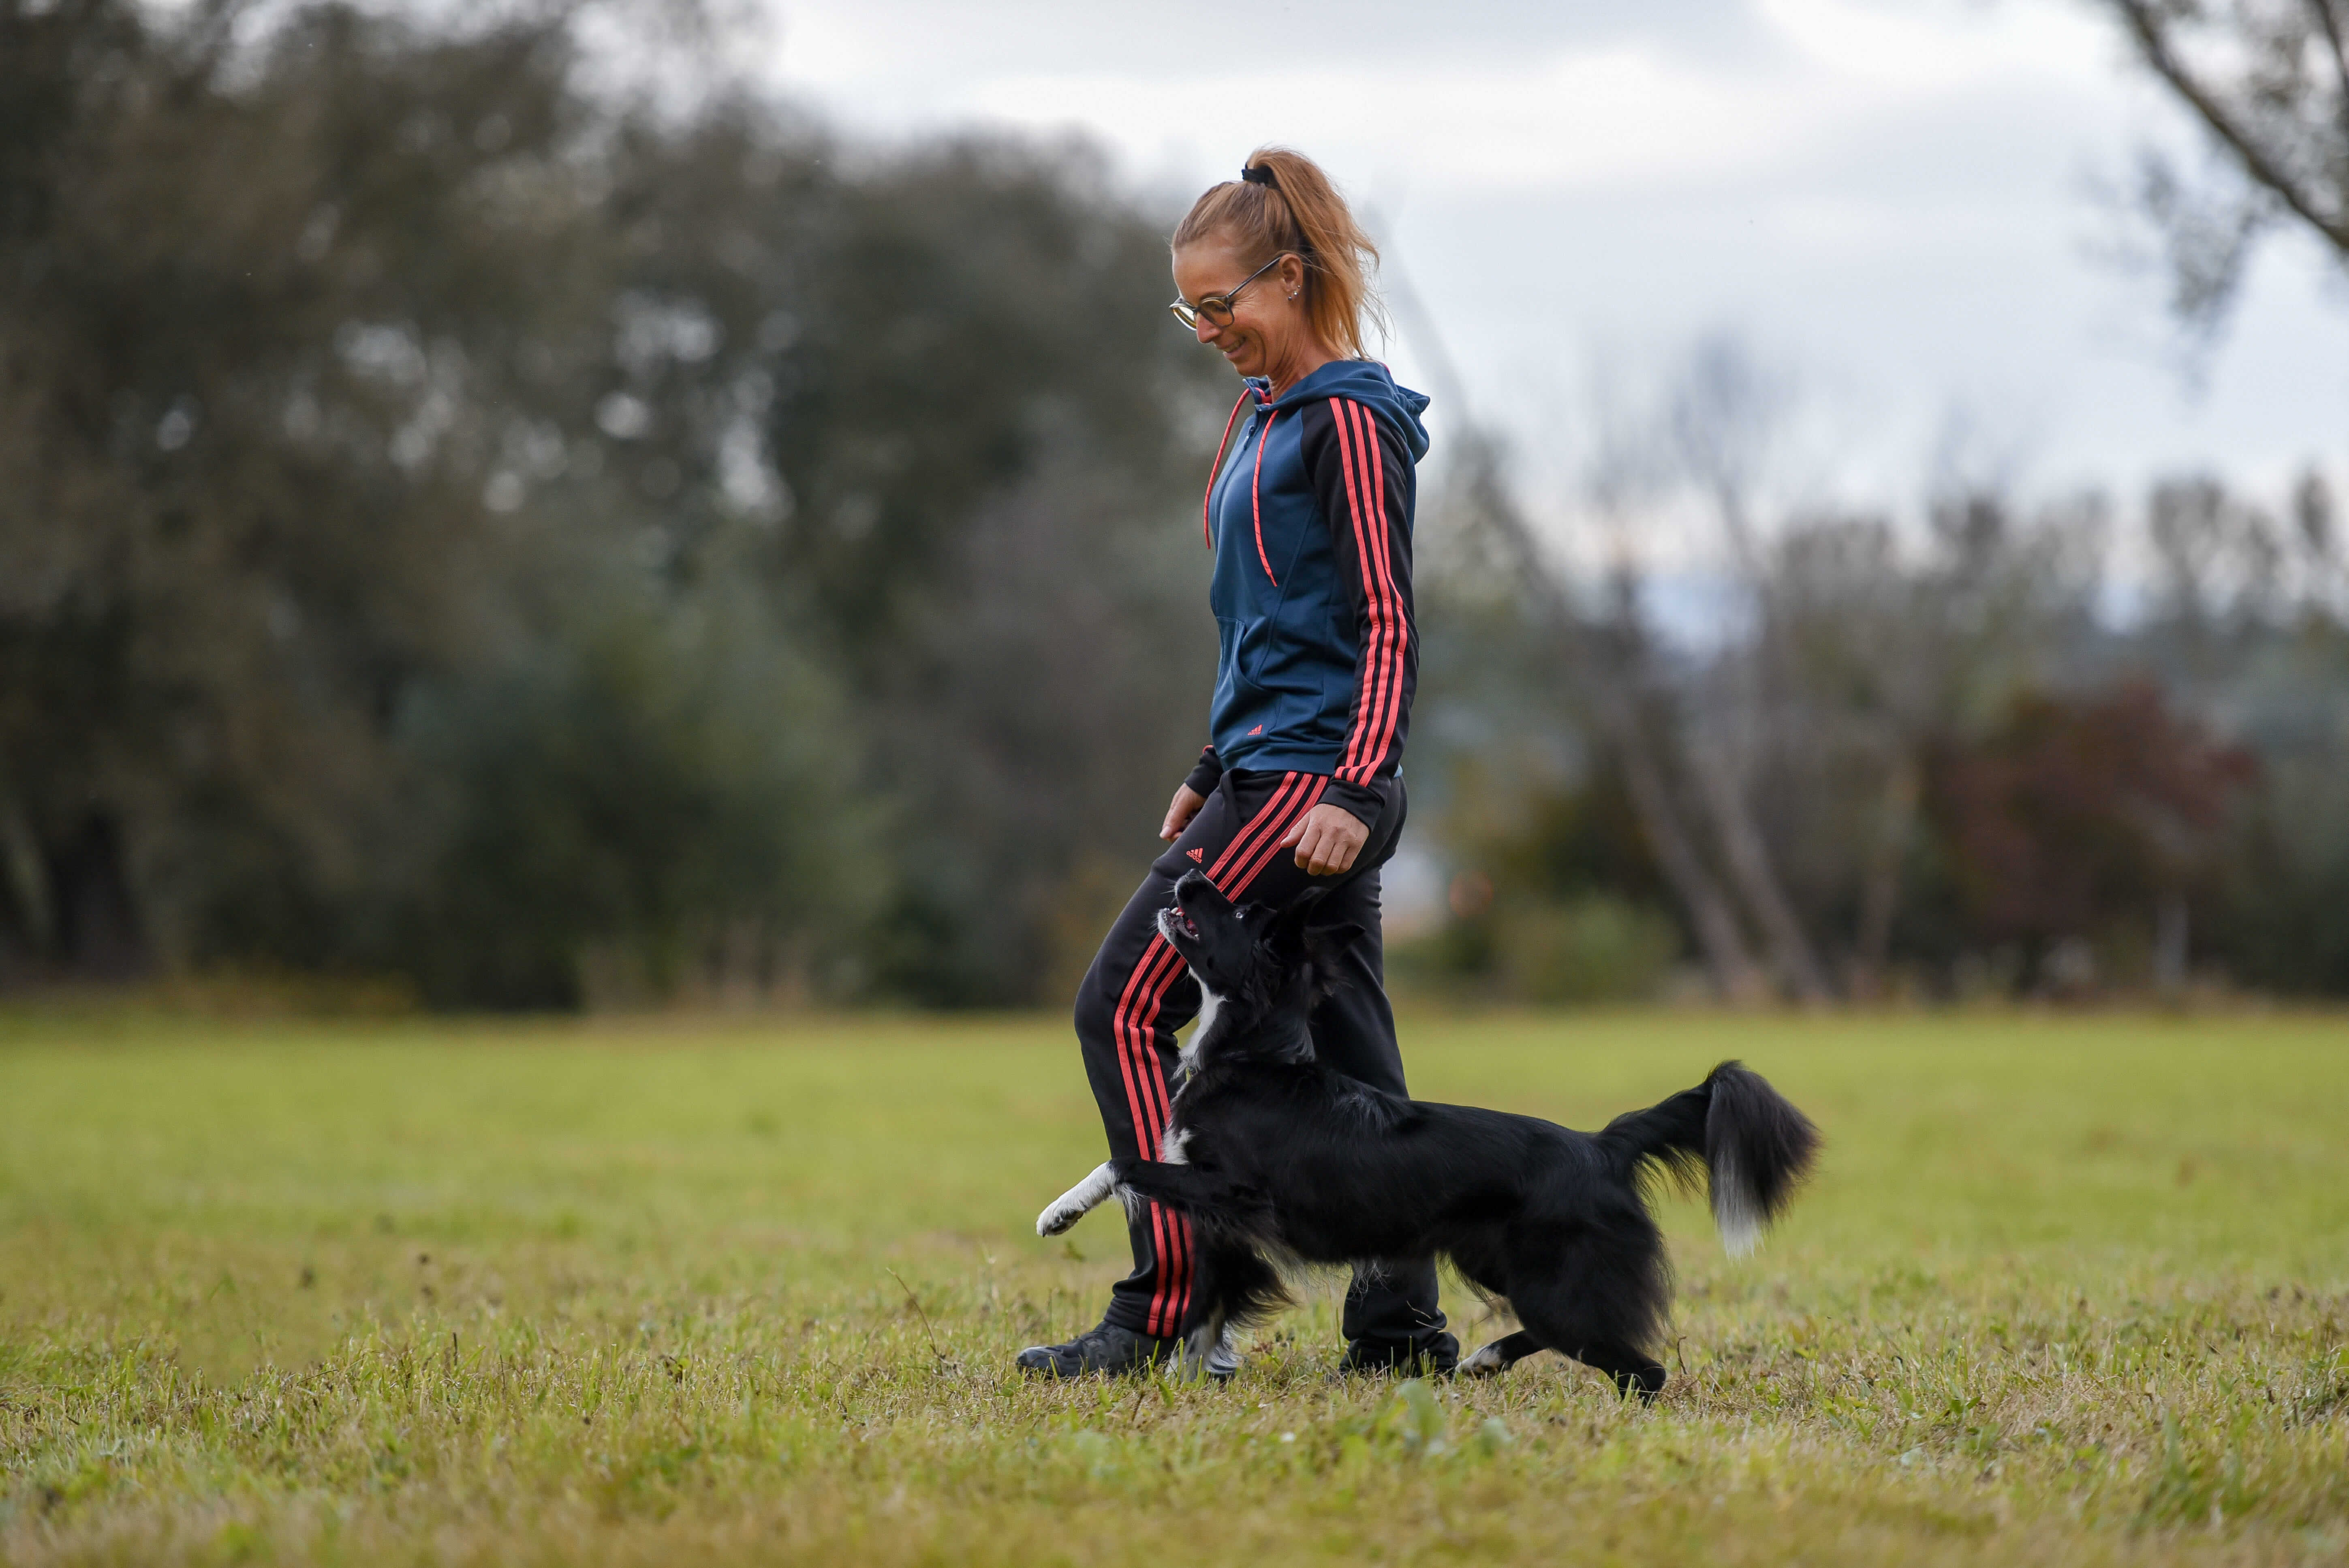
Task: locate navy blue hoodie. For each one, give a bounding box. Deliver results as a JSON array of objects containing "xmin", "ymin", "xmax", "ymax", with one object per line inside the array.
[{"xmin": 1182, "ymin": 359, "xmax": 1430, "ymax": 827}]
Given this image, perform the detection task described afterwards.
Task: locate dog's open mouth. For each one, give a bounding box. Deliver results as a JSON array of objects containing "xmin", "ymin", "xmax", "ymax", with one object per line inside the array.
[{"xmin": 1156, "ymin": 903, "xmax": 1201, "ymax": 942}]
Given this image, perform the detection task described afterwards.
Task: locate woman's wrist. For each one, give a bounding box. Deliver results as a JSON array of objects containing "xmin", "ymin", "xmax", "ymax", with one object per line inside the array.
[{"xmin": 1320, "ymin": 777, "xmax": 1381, "ymax": 827}]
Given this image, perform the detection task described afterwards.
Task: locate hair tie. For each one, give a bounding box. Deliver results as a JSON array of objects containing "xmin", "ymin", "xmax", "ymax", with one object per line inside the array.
[{"xmin": 1241, "ymin": 164, "xmax": 1276, "ymax": 188}]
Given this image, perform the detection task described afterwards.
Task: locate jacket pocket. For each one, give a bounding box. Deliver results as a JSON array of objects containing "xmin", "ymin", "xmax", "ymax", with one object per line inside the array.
[
  {"xmin": 1317, "ymin": 667, "xmax": 1361, "ymax": 746},
  {"xmin": 1215, "ymin": 615, "xmax": 1241, "ymax": 679}
]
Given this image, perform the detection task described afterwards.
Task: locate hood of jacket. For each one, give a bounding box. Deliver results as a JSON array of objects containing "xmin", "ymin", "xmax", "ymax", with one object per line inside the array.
[{"xmin": 1255, "ymin": 359, "xmax": 1431, "ymax": 461}]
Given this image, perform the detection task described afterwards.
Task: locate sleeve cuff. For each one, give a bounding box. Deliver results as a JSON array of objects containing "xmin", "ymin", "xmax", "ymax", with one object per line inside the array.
[
  {"xmin": 1182, "ymin": 746, "xmax": 1225, "ymax": 797},
  {"xmin": 1321, "ymin": 778, "xmax": 1382, "ymax": 826}
]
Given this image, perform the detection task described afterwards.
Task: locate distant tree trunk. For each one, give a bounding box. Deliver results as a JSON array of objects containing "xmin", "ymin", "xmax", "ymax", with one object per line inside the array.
[
  {"xmin": 1669, "ymin": 335, "xmax": 1834, "ymax": 1002},
  {"xmin": 49, "ymin": 814, "xmax": 150, "ymax": 981},
  {"xmin": 0, "ymin": 791, "xmax": 53, "ymax": 979},
  {"xmin": 1608, "ymin": 709, "xmax": 1770, "ymax": 1002},
  {"xmin": 1687, "ymin": 739, "xmax": 1832, "ymax": 1002},
  {"xmin": 1458, "ymin": 448, "xmax": 1768, "ymax": 1002},
  {"xmin": 2155, "ymin": 891, "xmax": 2190, "ymax": 994},
  {"xmin": 1850, "ymin": 756, "xmax": 1918, "ymax": 999},
  {"xmin": 1380, "ymin": 273, "xmax": 1770, "ymax": 1002}
]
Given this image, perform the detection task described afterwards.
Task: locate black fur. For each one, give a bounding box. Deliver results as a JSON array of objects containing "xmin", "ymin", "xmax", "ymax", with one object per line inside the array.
[{"xmin": 1111, "ymin": 870, "xmax": 1821, "ymax": 1397}]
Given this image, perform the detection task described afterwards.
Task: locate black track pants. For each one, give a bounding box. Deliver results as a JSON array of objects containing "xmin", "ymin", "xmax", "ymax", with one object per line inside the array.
[{"xmin": 1073, "ymin": 767, "xmax": 1448, "ymax": 1349}]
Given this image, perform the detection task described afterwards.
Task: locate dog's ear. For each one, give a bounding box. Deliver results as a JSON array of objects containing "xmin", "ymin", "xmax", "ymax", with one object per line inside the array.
[
  {"xmin": 1302, "ymin": 921, "xmax": 1366, "ymax": 991},
  {"xmin": 1303, "ymin": 920, "xmax": 1365, "ymax": 961},
  {"xmin": 1260, "ymin": 889, "xmax": 1330, "ymax": 961}
]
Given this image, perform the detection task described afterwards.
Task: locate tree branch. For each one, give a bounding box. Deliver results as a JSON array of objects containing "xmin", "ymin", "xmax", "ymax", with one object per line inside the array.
[
  {"xmin": 1466, "ymin": 442, "xmax": 1771, "ymax": 1002},
  {"xmin": 2116, "ymin": 0, "xmax": 2349, "ymax": 257},
  {"xmin": 1377, "ymin": 252, "xmax": 1774, "ymax": 1003},
  {"xmin": 2310, "ymin": 0, "xmax": 2349, "ymax": 122}
]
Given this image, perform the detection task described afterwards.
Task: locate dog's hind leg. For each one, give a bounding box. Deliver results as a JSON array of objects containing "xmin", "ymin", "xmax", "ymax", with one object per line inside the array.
[
  {"xmin": 1540, "ymin": 1325, "xmax": 1666, "ymax": 1401},
  {"xmin": 1458, "ymin": 1330, "xmax": 1544, "ymax": 1378},
  {"xmin": 1505, "ymin": 1222, "xmax": 1671, "ymax": 1401},
  {"xmin": 1511, "ymin": 1288, "xmax": 1668, "ymax": 1400}
]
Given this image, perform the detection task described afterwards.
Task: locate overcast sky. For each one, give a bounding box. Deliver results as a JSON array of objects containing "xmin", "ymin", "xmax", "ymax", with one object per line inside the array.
[{"xmin": 752, "ymin": 0, "xmax": 2347, "ymax": 532}]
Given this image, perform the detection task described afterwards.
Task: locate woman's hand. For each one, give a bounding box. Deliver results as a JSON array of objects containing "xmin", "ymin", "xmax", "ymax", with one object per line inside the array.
[
  {"xmin": 1282, "ymin": 802, "xmax": 1368, "ymax": 876},
  {"xmin": 1161, "ymin": 784, "xmax": 1208, "ymax": 842}
]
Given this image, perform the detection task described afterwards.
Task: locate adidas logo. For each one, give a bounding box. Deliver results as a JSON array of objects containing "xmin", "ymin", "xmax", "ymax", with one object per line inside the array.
[
  {"xmin": 1186, "ymin": 848, "xmax": 1204, "ymax": 862},
  {"xmin": 1248, "ymin": 724, "xmax": 1263, "ymax": 736}
]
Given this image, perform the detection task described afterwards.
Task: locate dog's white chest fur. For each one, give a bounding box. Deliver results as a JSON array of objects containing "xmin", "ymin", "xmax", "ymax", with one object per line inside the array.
[{"xmin": 1179, "ymin": 983, "xmax": 1222, "ymax": 1076}]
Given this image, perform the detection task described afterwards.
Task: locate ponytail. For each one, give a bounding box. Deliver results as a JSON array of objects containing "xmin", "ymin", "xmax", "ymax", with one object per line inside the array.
[{"xmin": 1172, "ymin": 146, "xmax": 1385, "ymax": 360}]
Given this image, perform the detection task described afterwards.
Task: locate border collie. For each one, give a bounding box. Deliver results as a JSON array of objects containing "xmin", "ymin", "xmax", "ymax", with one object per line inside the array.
[{"xmin": 1036, "ymin": 870, "xmax": 1821, "ymax": 1396}]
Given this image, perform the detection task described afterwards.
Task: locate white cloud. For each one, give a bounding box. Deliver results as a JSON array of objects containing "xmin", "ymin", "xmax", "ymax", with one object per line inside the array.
[
  {"xmin": 757, "ymin": 0, "xmax": 2349, "ymax": 504},
  {"xmin": 961, "ymin": 48, "xmax": 1824, "ymax": 194},
  {"xmin": 1755, "ymin": 0, "xmax": 2110, "ymax": 92}
]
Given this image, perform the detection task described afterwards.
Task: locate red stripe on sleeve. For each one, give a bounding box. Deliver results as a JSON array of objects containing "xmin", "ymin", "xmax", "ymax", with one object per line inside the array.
[
  {"xmin": 1343, "ymin": 399, "xmax": 1390, "ymax": 779},
  {"xmin": 1327, "ymin": 399, "xmax": 1376, "ymax": 777},
  {"xmin": 1330, "ymin": 398, "xmax": 1401, "ymax": 784},
  {"xmin": 1346, "ymin": 399, "xmax": 1406, "ymax": 782}
]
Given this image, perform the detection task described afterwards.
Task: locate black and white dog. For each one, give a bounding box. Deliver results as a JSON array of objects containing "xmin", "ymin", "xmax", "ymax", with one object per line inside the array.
[{"xmin": 1037, "ymin": 870, "xmax": 1820, "ymax": 1397}]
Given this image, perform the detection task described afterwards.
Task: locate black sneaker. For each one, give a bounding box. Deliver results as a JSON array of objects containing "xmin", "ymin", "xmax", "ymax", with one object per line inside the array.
[
  {"xmin": 1338, "ymin": 1331, "xmax": 1460, "ymax": 1377},
  {"xmin": 1015, "ymin": 1320, "xmax": 1184, "ymax": 1379}
]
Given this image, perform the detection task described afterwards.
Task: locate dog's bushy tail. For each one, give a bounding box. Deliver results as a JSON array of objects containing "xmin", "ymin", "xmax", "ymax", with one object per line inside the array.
[{"xmin": 1601, "ymin": 1061, "xmax": 1820, "ymax": 1256}]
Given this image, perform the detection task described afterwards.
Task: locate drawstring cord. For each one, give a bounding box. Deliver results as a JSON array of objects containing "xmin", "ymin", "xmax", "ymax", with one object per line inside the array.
[
  {"xmin": 1250, "ymin": 409, "xmax": 1279, "ymax": 585},
  {"xmin": 1200, "ymin": 385, "xmax": 1281, "ymax": 586},
  {"xmin": 1201, "ymin": 387, "xmax": 1255, "ymax": 547}
]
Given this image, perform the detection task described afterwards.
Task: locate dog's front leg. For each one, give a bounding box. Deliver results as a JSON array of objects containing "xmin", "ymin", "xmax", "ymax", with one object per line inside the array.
[{"xmin": 1036, "ymin": 1162, "xmax": 1118, "ymax": 1237}]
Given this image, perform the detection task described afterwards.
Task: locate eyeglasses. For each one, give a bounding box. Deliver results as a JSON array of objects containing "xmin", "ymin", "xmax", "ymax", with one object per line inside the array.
[{"xmin": 1169, "ymin": 254, "xmax": 1287, "ymax": 330}]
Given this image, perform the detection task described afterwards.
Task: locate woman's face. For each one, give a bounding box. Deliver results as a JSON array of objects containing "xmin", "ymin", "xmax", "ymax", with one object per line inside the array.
[{"xmin": 1171, "ymin": 237, "xmax": 1309, "ymax": 382}]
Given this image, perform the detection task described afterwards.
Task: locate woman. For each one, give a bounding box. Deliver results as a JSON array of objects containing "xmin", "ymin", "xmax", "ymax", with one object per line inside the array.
[{"xmin": 1018, "ymin": 147, "xmax": 1455, "ymax": 1380}]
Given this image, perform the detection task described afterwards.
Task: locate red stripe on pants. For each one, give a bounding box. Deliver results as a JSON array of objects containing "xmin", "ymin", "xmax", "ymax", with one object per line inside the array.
[{"xmin": 1139, "ymin": 775, "xmax": 1325, "ymax": 1336}]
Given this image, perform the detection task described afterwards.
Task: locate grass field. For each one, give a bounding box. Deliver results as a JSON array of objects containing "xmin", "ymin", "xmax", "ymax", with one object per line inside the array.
[{"xmin": 1, "ymin": 1008, "xmax": 2345, "ymax": 1566}]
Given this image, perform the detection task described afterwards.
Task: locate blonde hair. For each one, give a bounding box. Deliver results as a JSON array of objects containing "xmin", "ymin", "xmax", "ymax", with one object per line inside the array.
[{"xmin": 1172, "ymin": 146, "xmax": 1385, "ymax": 360}]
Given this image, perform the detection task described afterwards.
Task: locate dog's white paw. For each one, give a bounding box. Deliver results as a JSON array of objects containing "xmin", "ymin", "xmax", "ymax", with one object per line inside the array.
[
  {"xmin": 1037, "ymin": 1162, "xmax": 1116, "ymax": 1238},
  {"xmin": 1459, "ymin": 1342, "xmax": 1510, "ymax": 1378}
]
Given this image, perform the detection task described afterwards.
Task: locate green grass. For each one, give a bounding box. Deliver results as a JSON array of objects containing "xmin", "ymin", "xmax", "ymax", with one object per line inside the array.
[{"xmin": 2, "ymin": 1008, "xmax": 2345, "ymax": 1565}]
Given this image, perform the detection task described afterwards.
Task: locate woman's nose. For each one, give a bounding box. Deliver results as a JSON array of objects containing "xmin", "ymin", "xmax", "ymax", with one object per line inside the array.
[{"xmin": 1194, "ymin": 318, "xmax": 1222, "ymax": 347}]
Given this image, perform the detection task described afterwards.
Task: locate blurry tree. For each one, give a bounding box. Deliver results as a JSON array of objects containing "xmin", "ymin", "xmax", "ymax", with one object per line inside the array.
[
  {"xmin": 740, "ymin": 144, "xmax": 1223, "ymax": 1004},
  {"xmin": 1669, "ymin": 338, "xmax": 1832, "ymax": 1001},
  {"xmin": 1401, "ymin": 311, "xmax": 2142, "ymax": 1002},
  {"xmin": 0, "ymin": 0, "xmax": 1218, "ymax": 1006},
  {"xmin": 1391, "ymin": 269, "xmax": 1776, "ymax": 1002},
  {"xmin": 2126, "ymin": 470, "xmax": 2349, "ymax": 995},
  {"xmin": 1750, "ymin": 486, "xmax": 2109, "ymax": 992},
  {"xmin": 1414, "ymin": 415, "xmax": 1771, "ymax": 1002},
  {"xmin": 1921, "ymin": 681, "xmax": 2255, "ymax": 986},
  {"xmin": 554, "ymin": 109, "xmax": 1224, "ymax": 1002},
  {"xmin": 1404, "ymin": 742, "xmax": 1681, "ymax": 1004},
  {"xmin": 2102, "ymin": 0, "xmax": 2349, "ymax": 337},
  {"xmin": 0, "ymin": 0, "xmax": 610, "ymax": 983}
]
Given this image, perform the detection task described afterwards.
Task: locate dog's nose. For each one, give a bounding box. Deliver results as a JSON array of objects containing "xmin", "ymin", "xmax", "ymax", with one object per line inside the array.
[{"xmin": 1175, "ymin": 868, "xmax": 1209, "ymax": 899}]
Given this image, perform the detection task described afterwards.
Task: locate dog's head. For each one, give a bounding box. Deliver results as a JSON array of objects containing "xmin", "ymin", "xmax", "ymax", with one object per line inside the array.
[{"xmin": 1154, "ymin": 870, "xmax": 1359, "ymax": 1023}]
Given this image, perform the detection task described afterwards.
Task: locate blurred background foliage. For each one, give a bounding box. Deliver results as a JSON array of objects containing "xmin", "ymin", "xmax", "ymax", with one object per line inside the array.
[
  {"xmin": 0, "ymin": 0, "xmax": 1220, "ymax": 1007},
  {"xmin": 3, "ymin": 0, "xmax": 2347, "ymax": 1010}
]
